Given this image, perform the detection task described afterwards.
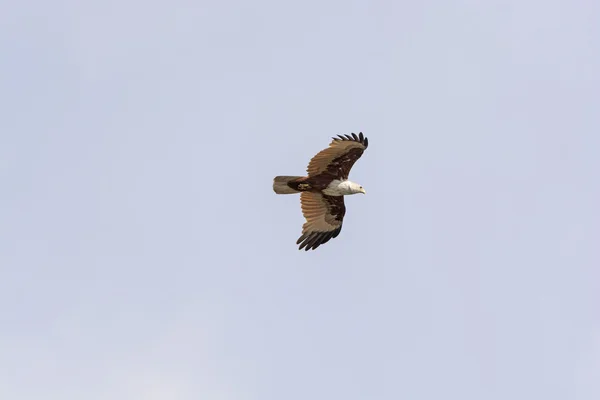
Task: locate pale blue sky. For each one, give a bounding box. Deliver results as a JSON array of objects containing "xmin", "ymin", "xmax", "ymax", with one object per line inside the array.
[{"xmin": 1, "ymin": 1, "xmax": 599, "ymax": 399}]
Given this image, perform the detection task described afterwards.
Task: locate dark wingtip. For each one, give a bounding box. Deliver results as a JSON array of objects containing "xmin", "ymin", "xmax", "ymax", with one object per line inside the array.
[
  {"xmin": 332, "ymin": 226, "xmax": 342, "ymax": 238},
  {"xmin": 296, "ymin": 231, "xmax": 338, "ymax": 251},
  {"xmin": 320, "ymin": 231, "xmax": 334, "ymax": 246},
  {"xmin": 305, "ymin": 233, "xmax": 322, "ymax": 250},
  {"xmin": 335, "ymin": 132, "xmax": 368, "ymax": 146},
  {"xmin": 298, "ymin": 232, "xmax": 316, "ymax": 250},
  {"xmin": 296, "ymin": 233, "xmax": 308, "ymax": 245}
]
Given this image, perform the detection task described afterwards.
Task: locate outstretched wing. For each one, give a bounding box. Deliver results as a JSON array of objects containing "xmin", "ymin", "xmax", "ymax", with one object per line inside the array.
[
  {"xmin": 297, "ymin": 192, "xmax": 346, "ymax": 251},
  {"xmin": 306, "ymin": 132, "xmax": 368, "ymax": 179}
]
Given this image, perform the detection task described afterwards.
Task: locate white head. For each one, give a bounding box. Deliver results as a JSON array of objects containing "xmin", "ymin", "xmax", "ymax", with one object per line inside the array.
[{"xmin": 344, "ymin": 180, "xmax": 366, "ymax": 195}]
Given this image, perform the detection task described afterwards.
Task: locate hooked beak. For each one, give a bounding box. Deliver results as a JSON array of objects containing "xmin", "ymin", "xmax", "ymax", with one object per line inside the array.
[{"xmin": 360, "ymin": 188, "xmax": 366, "ymax": 194}]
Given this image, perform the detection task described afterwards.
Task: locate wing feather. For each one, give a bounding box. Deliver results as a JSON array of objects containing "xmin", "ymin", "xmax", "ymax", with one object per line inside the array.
[
  {"xmin": 297, "ymin": 192, "xmax": 346, "ymax": 251},
  {"xmin": 306, "ymin": 132, "xmax": 368, "ymax": 179}
]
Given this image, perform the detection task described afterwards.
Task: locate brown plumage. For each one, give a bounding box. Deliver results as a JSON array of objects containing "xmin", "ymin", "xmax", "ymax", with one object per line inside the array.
[
  {"xmin": 307, "ymin": 133, "xmax": 368, "ymax": 178},
  {"xmin": 273, "ymin": 132, "xmax": 369, "ymax": 250}
]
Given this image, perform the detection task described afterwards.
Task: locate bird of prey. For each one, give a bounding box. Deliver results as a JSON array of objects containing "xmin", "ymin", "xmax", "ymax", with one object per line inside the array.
[{"xmin": 273, "ymin": 132, "xmax": 369, "ymax": 251}]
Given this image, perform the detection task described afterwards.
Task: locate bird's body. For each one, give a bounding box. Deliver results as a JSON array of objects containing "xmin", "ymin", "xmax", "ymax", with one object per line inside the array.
[{"xmin": 273, "ymin": 132, "xmax": 369, "ymax": 250}]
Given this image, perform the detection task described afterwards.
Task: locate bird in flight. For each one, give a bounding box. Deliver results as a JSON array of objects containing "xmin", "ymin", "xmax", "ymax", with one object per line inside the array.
[{"xmin": 273, "ymin": 132, "xmax": 369, "ymax": 251}]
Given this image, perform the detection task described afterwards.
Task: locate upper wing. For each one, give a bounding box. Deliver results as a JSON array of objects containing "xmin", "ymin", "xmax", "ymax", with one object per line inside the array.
[
  {"xmin": 306, "ymin": 132, "xmax": 369, "ymax": 179},
  {"xmin": 297, "ymin": 192, "xmax": 346, "ymax": 251}
]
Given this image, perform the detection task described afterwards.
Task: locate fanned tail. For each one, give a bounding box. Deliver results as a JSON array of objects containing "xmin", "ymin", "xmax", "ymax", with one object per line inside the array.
[{"xmin": 273, "ymin": 176, "xmax": 304, "ymax": 194}]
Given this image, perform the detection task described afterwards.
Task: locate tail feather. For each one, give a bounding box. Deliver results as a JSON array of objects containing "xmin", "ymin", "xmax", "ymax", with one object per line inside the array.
[{"xmin": 273, "ymin": 176, "xmax": 304, "ymax": 194}]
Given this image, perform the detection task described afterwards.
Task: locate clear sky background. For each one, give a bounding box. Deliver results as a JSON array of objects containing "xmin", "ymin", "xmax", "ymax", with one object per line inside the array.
[{"xmin": 1, "ymin": 1, "xmax": 599, "ymax": 399}]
